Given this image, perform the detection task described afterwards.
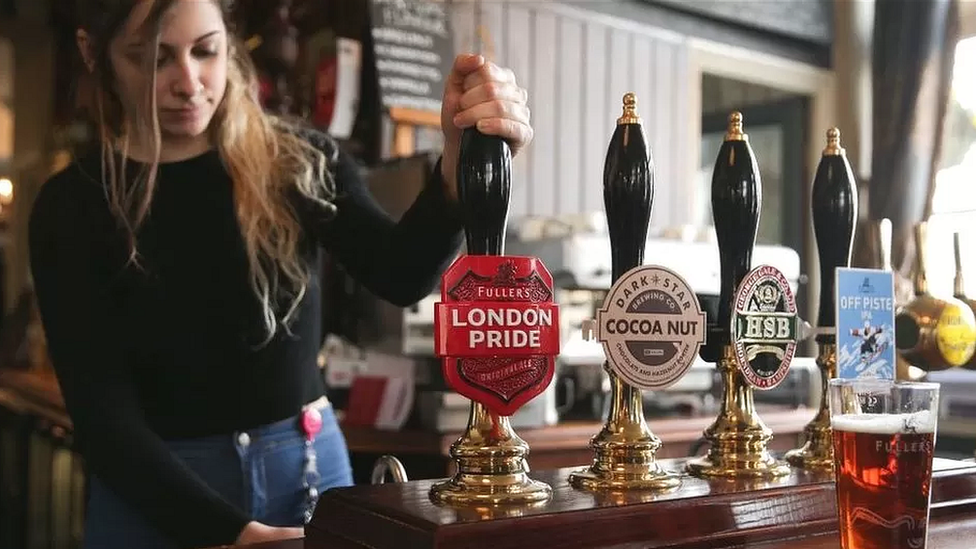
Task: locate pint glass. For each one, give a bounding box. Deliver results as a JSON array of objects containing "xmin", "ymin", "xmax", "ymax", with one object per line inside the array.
[{"xmin": 828, "ymin": 379, "xmax": 940, "ymax": 549}]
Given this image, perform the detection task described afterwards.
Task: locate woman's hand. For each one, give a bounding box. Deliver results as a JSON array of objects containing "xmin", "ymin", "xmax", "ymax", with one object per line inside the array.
[
  {"xmin": 235, "ymin": 521, "xmax": 303, "ymax": 545},
  {"xmin": 440, "ymin": 53, "xmax": 533, "ymax": 200}
]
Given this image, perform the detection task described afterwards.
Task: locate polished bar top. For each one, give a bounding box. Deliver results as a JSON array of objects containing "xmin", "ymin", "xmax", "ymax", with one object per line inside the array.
[
  {"xmin": 213, "ymin": 457, "xmax": 976, "ymax": 549},
  {"xmin": 297, "ymin": 457, "xmax": 976, "ymax": 549},
  {"xmin": 216, "ymin": 516, "xmax": 976, "ymax": 549},
  {"xmin": 751, "ymin": 517, "xmax": 976, "ymax": 548}
]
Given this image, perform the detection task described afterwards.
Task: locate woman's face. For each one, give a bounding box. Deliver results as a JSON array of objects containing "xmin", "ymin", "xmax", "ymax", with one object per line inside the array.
[{"xmin": 109, "ymin": 0, "xmax": 228, "ymax": 143}]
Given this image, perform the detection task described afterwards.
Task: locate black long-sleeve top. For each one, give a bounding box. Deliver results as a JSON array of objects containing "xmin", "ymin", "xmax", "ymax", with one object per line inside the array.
[{"xmin": 27, "ymin": 129, "xmax": 463, "ymax": 548}]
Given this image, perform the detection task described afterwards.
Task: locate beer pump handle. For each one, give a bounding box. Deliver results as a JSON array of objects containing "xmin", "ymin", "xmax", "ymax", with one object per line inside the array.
[
  {"xmin": 604, "ymin": 93, "xmax": 654, "ymax": 282},
  {"xmin": 879, "ymin": 218, "xmax": 893, "ymax": 272},
  {"xmin": 456, "ymin": 127, "xmax": 513, "ymax": 256},
  {"xmin": 703, "ymin": 112, "xmax": 761, "ymax": 361},
  {"xmin": 811, "ymin": 128, "xmax": 858, "ymax": 341},
  {"xmin": 913, "ymin": 222, "xmax": 929, "ymax": 296},
  {"xmin": 955, "ymin": 233, "xmax": 967, "ymax": 299}
]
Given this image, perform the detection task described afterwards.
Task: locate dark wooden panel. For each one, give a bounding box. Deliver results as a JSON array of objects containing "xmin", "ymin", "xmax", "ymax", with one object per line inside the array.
[
  {"xmin": 567, "ymin": 0, "xmax": 829, "ymax": 68},
  {"xmin": 303, "ymin": 457, "xmax": 976, "ymax": 549},
  {"xmin": 0, "ymin": 0, "xmax": 14, "ymax": 18},
  {"xmin": 0, "ymin": 402, "xmax": 29, "ymax": 549},
  {"xmin": 645, "ymin": 0, "xmax": 832, "ymax": 46}
]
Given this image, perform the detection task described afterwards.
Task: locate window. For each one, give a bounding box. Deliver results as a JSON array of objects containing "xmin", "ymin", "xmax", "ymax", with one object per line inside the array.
[{"xmin": 926, "ymin": 36, "xmax": 976, "ymax": 298}]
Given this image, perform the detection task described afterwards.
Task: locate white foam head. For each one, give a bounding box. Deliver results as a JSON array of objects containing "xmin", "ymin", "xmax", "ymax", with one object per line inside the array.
[{"xmin": 831, "ymin": 410, "xmax": 937, "ymax": 435}]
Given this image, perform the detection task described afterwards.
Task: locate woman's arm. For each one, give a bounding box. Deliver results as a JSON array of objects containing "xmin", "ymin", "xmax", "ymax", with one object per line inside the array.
[
  {"xmin": 300, "ymin": 51, "xmax": 535, "ymax": 309},
  {"xmin": 311, "ymin": 144, "xmax": 465, "ymax": 307},
  {"xmin": 28, "ymin": 171, "xmax": 251, "ymax": 547}
]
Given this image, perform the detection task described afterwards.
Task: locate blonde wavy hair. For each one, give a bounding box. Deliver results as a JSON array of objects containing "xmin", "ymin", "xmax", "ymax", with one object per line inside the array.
[{"xmin": 77, "ymin": 0, "xmax": 336, "ymax": 342}]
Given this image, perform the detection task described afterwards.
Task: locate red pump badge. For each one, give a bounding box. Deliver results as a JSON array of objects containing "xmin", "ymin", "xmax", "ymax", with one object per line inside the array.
[{"xmin": 434, "ymin": 256, "xmax": 560, "ymax": 416}]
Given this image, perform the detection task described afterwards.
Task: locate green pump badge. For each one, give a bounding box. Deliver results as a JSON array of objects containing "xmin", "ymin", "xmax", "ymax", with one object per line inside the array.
[
  {"xmin": 731, "ymin": 265, "xmax": 799, "ymax": 389},
  {"xmin": 593, "ymin": 265, "xmax": 707, "ymax": 390}
]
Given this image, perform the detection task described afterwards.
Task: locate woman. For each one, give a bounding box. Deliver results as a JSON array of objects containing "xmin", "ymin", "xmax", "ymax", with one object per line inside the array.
[{"xmin": 27, "ymin": 1, "xmax": 532, "ymax": 548}]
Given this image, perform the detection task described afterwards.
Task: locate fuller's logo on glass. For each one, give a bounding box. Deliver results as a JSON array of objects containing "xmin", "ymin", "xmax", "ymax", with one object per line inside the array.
[{"xmin": 876, "ymin": 440, "xmax": 933, "ymax": 454}]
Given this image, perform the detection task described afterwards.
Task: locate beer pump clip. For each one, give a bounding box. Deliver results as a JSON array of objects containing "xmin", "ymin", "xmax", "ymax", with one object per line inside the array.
[
  {"xmin": 430, "ymin": 127, "xmax": 559, "ymax": 506},
  {"xmin": 569, "ymin": 93, "xmax": 707, "ymax": 492}
]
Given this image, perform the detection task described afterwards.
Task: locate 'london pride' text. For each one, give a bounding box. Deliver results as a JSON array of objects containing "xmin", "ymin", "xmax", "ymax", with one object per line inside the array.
[{"xmin": 451, "ymin": 307, "xmax": 554, "ymax": 349}]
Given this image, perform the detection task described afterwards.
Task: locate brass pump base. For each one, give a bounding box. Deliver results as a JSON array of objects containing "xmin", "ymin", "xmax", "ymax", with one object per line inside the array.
[
  {"xmin": 569, "ymin": 363, "xmax": 681, "ymax": 491},
  {"xmin": 567, "ymin": 441, "xmax": 681, "ymax": 492},
  {"xmin": 429, "ymin": 402, "xmax": 551, "ymax": 506},
  {"xmin": 785, "ymin": 343, "xmax": 836, "ymax": 471},
  {"xmin": 686, "ymin": 345, "xmax": 790, "ymax": 479},
  {"xmin": 430, "ymin": 473, "xmax": 551, "ymax": 506}
]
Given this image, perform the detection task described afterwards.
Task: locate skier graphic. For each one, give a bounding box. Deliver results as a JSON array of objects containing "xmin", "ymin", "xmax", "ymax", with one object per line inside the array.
[{"xmin": 850, "ymin": 319, "xmax": 886, "ymax": 365}]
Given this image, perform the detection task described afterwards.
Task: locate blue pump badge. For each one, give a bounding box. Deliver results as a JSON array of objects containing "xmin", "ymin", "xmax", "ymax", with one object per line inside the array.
[{"xmin": 834, "ymin": 267, "xmax": 896, "ymax": 380}]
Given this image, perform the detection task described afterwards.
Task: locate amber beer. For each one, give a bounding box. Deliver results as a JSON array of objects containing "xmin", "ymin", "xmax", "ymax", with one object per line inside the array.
[{"xmin": 828, "ymin": 380, "xmax": 940, "ymax": 549}]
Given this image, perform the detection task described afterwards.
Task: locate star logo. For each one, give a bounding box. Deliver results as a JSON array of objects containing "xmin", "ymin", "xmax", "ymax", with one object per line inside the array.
[{"xmin": 651, "ymin": 274, "xmax": 661, "ymax": 286}]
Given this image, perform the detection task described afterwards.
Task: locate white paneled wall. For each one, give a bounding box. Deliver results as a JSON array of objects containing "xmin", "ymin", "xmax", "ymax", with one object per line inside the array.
[{"xmin": 450, "ymin": 1, "xmax": 693, "ymax": 228}]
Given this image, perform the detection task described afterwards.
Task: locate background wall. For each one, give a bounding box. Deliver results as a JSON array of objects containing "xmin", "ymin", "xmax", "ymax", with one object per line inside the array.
[{"xmin": 450, "ymin": 1, "xmax": 692, "ymax": 229}]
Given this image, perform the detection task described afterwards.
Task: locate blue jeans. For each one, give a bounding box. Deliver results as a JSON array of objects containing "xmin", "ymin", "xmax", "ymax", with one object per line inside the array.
[{"xmin": 82, "ymin": 404, "xmax": 353, "ymax": 549}]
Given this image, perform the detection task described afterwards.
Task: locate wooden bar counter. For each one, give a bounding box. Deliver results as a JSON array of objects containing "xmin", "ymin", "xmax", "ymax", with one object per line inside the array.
[
  {"xmin": 212, "ymin": 456, "xmax": 976, "ymax": 549},
  {"xmin": 218, "ymin": 519, "xmax": 976, "ymax": 549},
  {"xmin": 11, "ymin": 367, "xmax": 970, "ymax": 548}
]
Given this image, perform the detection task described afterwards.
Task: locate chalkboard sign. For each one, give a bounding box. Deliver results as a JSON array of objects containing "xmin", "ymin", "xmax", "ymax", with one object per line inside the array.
[{"xmin": 369, "ymin": 0, "xmax": 454, "ymax": 117}]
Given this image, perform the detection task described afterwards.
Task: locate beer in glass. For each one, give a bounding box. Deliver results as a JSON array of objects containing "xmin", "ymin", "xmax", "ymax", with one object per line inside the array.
[{"xmin": 828, "ymin": 379, "xmax": 939, "ymax": 549}]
